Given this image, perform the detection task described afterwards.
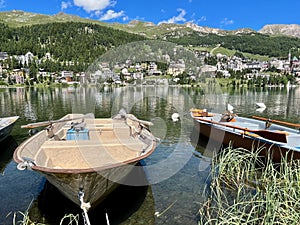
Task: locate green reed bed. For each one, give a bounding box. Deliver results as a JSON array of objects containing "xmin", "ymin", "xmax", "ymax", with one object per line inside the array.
[{"xmin": 199, "ymin": 146, "xmax": 300, "ymax": 225}]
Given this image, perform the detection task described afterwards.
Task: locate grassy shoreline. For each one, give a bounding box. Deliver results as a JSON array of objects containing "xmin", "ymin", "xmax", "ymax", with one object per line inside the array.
[{"xmin": 199, "ymin": 146, "xmax": 300, "ymax": 224}]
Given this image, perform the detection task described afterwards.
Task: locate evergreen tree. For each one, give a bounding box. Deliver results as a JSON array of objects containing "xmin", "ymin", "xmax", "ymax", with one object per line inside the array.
[{"xmin": 29, "ymin": 62, "xmax": 38, "ymax": 81}]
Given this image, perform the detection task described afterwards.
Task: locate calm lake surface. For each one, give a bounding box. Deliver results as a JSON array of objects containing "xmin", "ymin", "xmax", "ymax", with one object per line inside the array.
[{"xmin": 1, "ymin": 85, "xmax": 300, "ymax": 225}]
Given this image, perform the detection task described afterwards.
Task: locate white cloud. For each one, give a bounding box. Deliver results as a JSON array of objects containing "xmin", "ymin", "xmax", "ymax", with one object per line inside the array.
[
  {"xmin": 198, "ymin": 16, "xmax": 207, "ymax": 22},
  {"xmin": 193, "ymin": 16, "xmax": 206, "ymax": 25},
  {"xmin": 122, "ymin": 15, "xmax": 129, "ymax": 21},
  {"xmin": 61, "ymin": 1, "xmax": 72, "ymax": 10},
  {"xmin": 158, "ymin": 8, "xmax": 187, "ymax": 24},
  {"xmin": 73, "ymin": 0, "xmax": 114, "ymax": 12},
  {"xmin": 188, "ymin": 15, "xmax": 207, "ymax": 25},
  {"xmin": 0, "ymin": 0, "xmax": 5, "ymax": 8},
  {"xmin": 220, "ymin": 18, "xmax": 234, "ymax": 26},
  {"xmin": 98, "ymin": 9, "xmax": 124, "ymax": 21}
]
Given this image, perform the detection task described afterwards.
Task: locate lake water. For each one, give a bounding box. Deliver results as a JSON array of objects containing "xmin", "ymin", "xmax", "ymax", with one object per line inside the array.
[{"xmin": 1, "ymin": 85, "xmax": 300, "ymax": 225}]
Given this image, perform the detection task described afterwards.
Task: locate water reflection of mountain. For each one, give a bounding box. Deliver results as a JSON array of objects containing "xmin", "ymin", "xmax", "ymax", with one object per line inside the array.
[
  {"xmin": 0, "ymin": 137, "xmax": 18, "ymax": 174},
  {"xmin": 28, "ymin": 163, "xmax": 155, "ymax": 225}
]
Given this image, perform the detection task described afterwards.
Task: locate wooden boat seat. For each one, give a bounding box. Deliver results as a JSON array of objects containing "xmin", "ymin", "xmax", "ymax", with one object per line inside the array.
[
  {"xmin": 36, "ymin": 140, "xmax": 144, "ymax": 169},
  {"xmin": 227, "ymin": 121, "xmax": 268, "ymax": 131},
  {"xmin": 40, "ymin": 139, "xmax": 144, "ymax": 150},
  {"xmin": 286, "ymin": 135, "xmax": 300, "ymax": 147},
  {"xmin": 243, "ymin": 131, "xmax": 260, "ymax": 138},
  {"xmin": 91, "ymin": 124, "xmax": 114, "ymax": 131}
]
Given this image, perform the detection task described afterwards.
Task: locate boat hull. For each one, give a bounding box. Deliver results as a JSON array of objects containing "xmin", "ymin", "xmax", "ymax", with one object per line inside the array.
[
  {"xmin": 193, "ymin": 118, "xmax": 300, "ymax": 163},
  {"xmin": 0, "ymin": 116, "xmax": 19, "ymax": 142},
  {"xmin": 41, "ymin": 162, "xmax": 138, "ymax": 207}
]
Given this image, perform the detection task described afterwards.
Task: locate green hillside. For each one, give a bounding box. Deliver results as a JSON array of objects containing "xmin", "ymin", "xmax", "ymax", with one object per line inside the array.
[
  {"xmin": 165, "ymin": 31, "xmax": 300, "ymax": 58},
  {"xmin": 0, "ymin": 10, "xmax": 106, "ymax": 27},
  {"xmin": 0, "ymin": 10, "xmax": 299, "ymax": 62},
  {"xmin": 0, "ymin": 11, "xmax": 192, "ymax": 39},
  {"xmin": 110, "ymin": 20, "xmax": 194, "ymax": 39}
]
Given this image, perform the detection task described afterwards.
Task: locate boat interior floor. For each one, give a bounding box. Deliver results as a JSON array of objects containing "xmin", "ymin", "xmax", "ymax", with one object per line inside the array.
[{"xmin": 34, "ymin": 121, "xmax": 146, "ymax": 170}]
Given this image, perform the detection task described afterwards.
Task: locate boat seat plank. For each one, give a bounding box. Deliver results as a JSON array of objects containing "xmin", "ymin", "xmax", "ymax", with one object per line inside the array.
[
  {"xmin": 286, "ymin": 135, "xmax": 300, "ymax": 147},
  {"xmin": 41, "ymin": 142, "xmax": 144, "ymax": 149},
  {"xmin": 39, "ymin": 143, "xmax": 140, "ymax": 169},
  {"xmin": 232, "ymin": 122, "xmax": 260, "ymax": 130}
]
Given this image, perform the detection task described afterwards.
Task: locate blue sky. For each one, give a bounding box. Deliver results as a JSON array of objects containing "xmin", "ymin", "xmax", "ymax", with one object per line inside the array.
[{"xmin": 0, "ymin": 0, "xmax": 299, "ymax": 30}]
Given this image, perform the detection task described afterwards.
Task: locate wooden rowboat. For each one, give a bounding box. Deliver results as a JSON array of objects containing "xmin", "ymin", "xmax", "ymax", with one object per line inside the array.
[
  {"xmin": 190, "ymin": 108, "xmax": 300, "ymax": 163},
  {"xmin": 0, "ymin": 116, "xmax": 19, "ymax": 142},
  {"xmin": 13, "ymin": 113, "xmax": 157, "ymax": 209}
]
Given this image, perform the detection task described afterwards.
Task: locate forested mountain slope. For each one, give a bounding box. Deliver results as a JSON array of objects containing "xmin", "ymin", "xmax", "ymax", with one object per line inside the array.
[
  {"xmin": 0, "ymin": 21, "xmax": 146, "ymax": 70},
  {"xmin": 1, "ymin": 10, "xmax": 300, "ymax": 62}
]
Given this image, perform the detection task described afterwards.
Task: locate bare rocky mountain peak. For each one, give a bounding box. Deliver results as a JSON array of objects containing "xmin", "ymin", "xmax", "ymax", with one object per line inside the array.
[
  {"xmin": 184, "ymin": 22, "xmax": 222, "ymax": 34},
  {"xmin": 259, "ymin": 24, "xmax": 300, "ymax": 38},
  {"xmin": 128, "ymin": 20, "xmax": 155, "ymax": 26}
]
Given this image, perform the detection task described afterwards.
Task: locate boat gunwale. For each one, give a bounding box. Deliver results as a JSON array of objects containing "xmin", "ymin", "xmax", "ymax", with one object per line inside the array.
[
  {"xmin": 0, "ymin": 116, "xmax": 19, "ymax": 130},
  {"xmin": 0, "ymin": 116, "xmax": 19, "ymax": 143},
  {"xmin": 14, "ymin": 143, "xmax": 156, "ymax": 174}
]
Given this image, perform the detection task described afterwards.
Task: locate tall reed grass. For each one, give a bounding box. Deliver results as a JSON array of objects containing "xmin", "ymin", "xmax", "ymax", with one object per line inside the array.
[
  {"xmin": 12, "ymin": 212, "xmax": 79, "ymax": 225},
  {"xmin": 199, "ymin": 146, "xmax": 300, "ymax": 225}
]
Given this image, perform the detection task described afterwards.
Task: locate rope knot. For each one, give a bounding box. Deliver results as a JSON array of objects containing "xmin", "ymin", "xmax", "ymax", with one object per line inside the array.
[{"xmin": 81, "ymin": 201, "xmax": 91, "ymax": 211}]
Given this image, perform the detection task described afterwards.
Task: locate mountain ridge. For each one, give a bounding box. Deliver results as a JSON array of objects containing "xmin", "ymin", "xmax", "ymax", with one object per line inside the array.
[
  {"xmin": 0, "ymin": 10, "xmax": 300, "ymax": 62},
  {"xmin": 0, "ymin": 10, "xmax": 300, "ymax": 38}
]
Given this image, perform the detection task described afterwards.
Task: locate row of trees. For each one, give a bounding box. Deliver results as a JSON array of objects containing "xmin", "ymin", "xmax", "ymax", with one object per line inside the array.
[{"xmin": 203, "ymin": 75, "xmax": 295, "ymax": 88}]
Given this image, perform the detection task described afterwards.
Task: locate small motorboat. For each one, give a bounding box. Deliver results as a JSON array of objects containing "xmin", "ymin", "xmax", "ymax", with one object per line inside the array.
[
  {"xmin": 190, "ymin": 108, "xmax": 300, "ymax": 163},
  {"xmin": 14, "ymin": 112, "xmax": 157, "ymax": 209},
  {"xmin": 0, "ymin": 116, "xmax": 19, "ymax": 142}
]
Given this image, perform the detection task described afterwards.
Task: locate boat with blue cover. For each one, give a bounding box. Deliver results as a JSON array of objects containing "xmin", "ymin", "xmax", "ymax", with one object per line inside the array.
[
  {"xmin": 191, "ymin": 108, "xmax": 300, "ymax": 163},
  {"xmin": 13, "ymin": 112, "xmax": 157, "ymax": 209}
]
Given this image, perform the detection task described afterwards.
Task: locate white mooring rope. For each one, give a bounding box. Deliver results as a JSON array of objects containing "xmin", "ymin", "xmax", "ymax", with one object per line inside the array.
[
  {"xmin": 78, "ymin": 191, "xmax": 91, "ymax": 225},
  {"xmin": 105, "ymin": 212, "xmax": 110, "ymax": 225}
]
